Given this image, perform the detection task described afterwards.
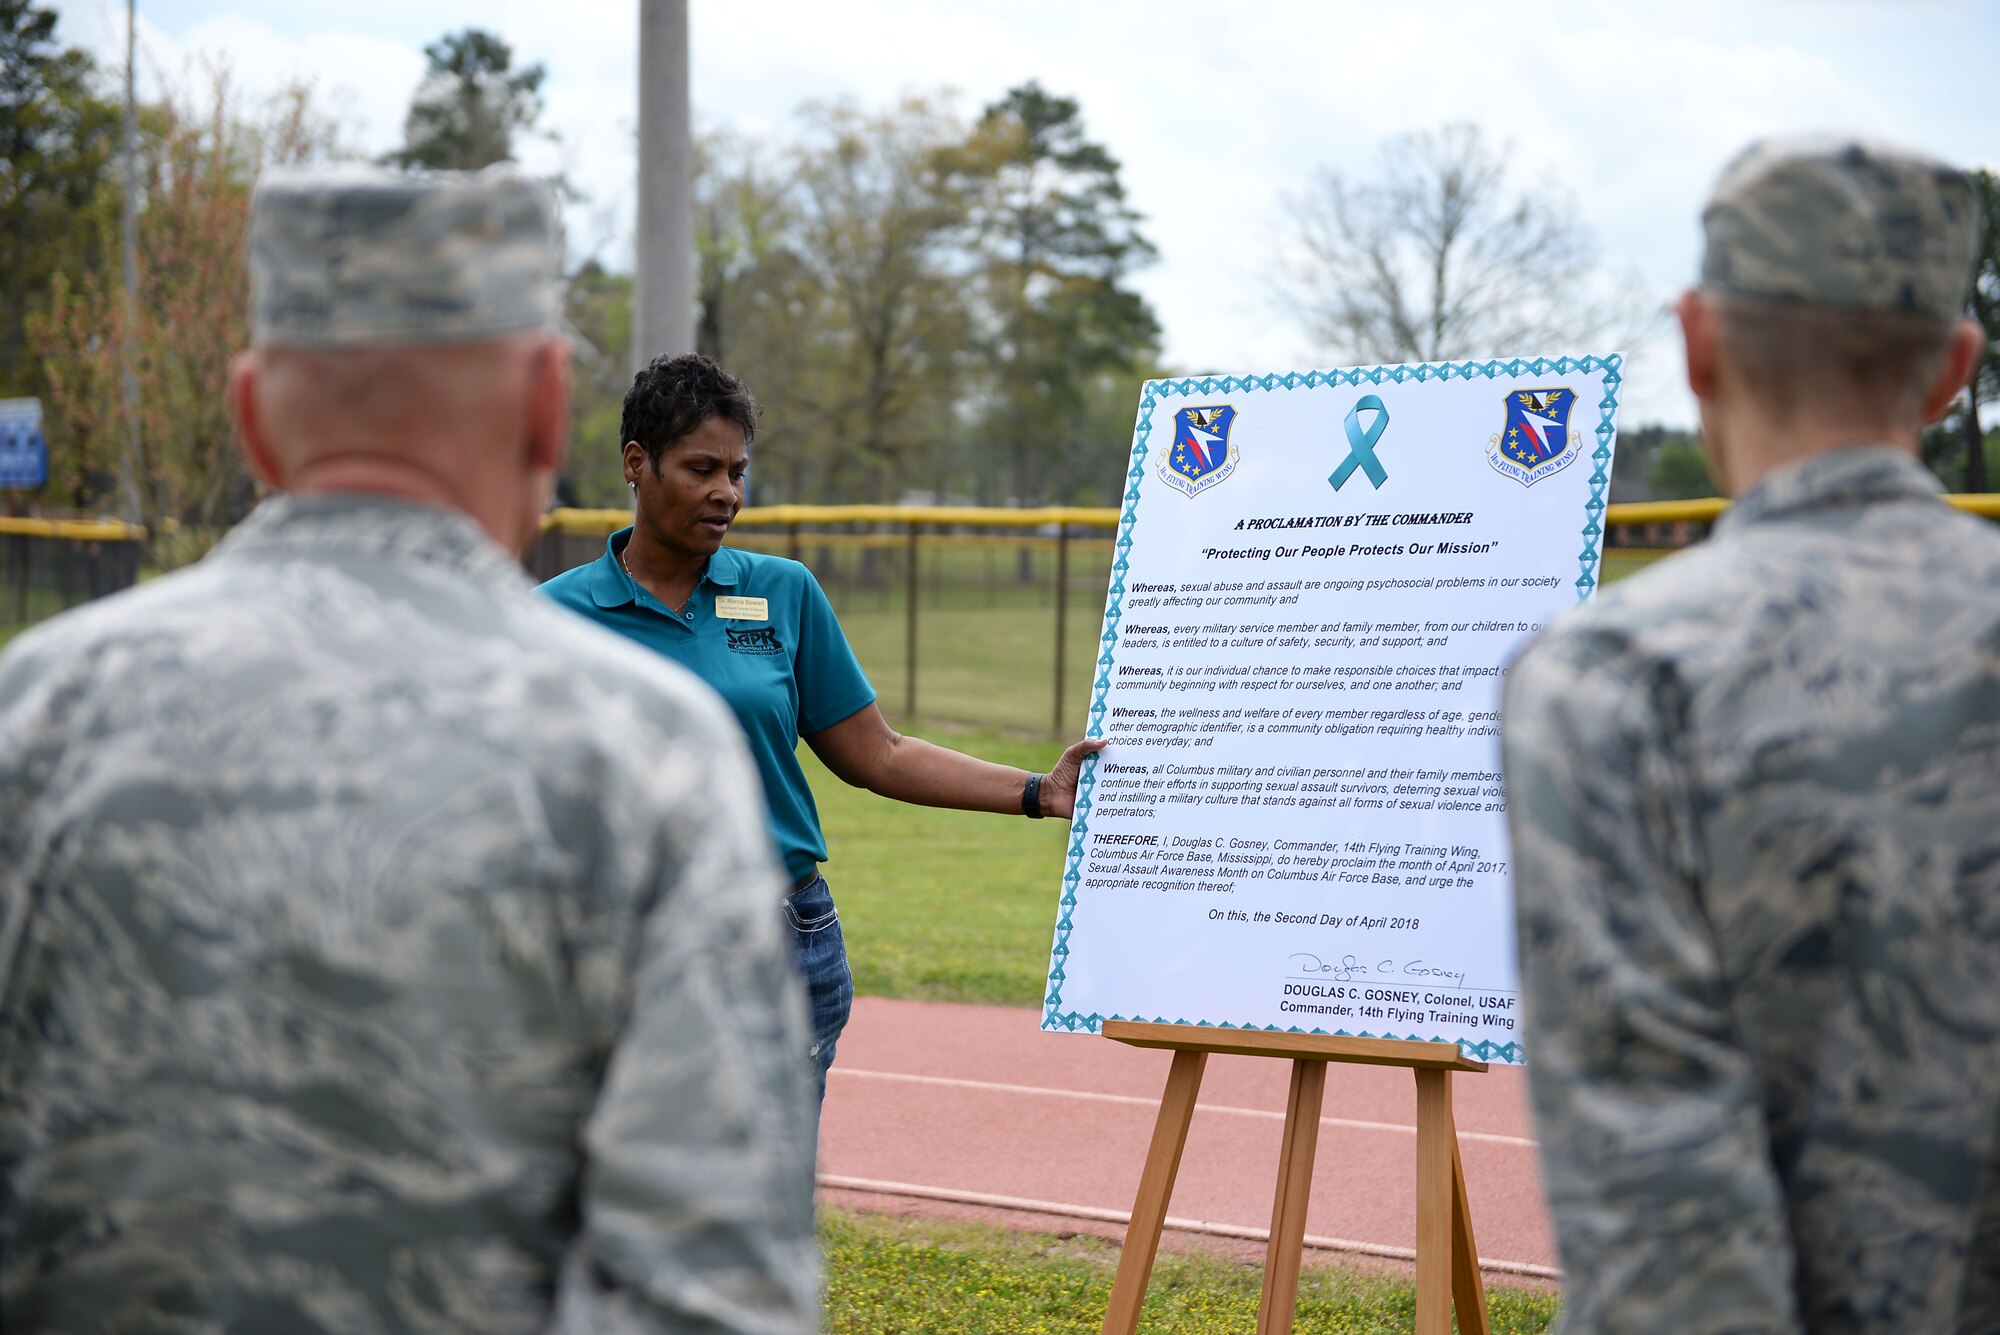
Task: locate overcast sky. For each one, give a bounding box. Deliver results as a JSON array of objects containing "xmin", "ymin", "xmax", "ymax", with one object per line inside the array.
[{"xmin": 48, "ymin": 0, "xmax": 2000, "ymax": 427}]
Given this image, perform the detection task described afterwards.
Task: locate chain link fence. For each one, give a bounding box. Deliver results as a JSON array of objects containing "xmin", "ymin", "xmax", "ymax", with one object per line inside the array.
[
  {"xmin": 1, "ymin": 519, "xmax": 147, "ymax": 634},
  {"xmin": 533, "ymin": 506, "xmax": 1119, "ymax": 736}
]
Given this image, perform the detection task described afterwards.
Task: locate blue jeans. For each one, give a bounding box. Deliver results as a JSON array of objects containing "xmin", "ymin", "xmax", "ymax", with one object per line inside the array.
[{"xmin": 783, "ymin": 873, "xmax": 853, "ymax": 1109}]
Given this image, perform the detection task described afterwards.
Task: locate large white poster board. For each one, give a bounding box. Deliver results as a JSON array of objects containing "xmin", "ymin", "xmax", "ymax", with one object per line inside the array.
[{"xmin": 1043, "ymin": 355, "xmax": 1624, "ymax": 1063}]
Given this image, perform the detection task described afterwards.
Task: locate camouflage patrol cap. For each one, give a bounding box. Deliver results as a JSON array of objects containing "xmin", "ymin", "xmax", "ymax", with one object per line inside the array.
[
  {"xmin": 1700, "ymin": 136, "xmax": 1980, "ymax": 319},
  {"xmin": 248, "ymin": 164, "xmax": 562, "ymax": 348}
]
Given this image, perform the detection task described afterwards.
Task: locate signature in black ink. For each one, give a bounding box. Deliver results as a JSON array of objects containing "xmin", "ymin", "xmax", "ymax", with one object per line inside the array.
[
  {"xmin": 1288, "ymin": 952, "xmax": 1468, "ymax": 989},
  {"xmin": 1288, "ymin": 952, "xmax": 1372, "ymax": 983}
]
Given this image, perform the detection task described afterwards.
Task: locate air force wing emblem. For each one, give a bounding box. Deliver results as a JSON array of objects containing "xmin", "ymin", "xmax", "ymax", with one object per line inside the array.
[
  {"xmin": 1160, "ymin": 405, "xmax": 1239, "ymax": 497},
  {"xmin": 1486, "ymin": 387, "xmax": 1580, "ymax": 487}
]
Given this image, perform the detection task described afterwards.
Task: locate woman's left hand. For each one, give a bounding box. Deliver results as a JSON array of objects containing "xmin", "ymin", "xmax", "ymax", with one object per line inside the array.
[{"xmin": 1039, "ymin": 737, "xmax": 1109, "ymax": 819}]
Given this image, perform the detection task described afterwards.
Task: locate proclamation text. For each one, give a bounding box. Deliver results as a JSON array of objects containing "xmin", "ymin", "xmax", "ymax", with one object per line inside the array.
[{"xmin": 1043, "ymin": 356, "xmax": 1625, "ymax": 1062}]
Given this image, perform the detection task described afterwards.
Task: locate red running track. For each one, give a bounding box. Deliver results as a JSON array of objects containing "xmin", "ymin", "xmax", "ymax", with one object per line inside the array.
[{"xmin": 818, "ymin": 996, "xmax": 1559, "ymax": 1278}]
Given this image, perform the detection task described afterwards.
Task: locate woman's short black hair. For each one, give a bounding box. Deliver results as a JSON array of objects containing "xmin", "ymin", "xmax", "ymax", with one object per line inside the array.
[{"xmin": 621, "ymin": 353, "xmax": 762, "ymax": 471}]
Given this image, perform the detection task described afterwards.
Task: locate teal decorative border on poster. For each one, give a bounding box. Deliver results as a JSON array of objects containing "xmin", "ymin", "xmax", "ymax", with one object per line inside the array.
[
  {"xmin": 1571, "ymin": 354, "xmax": 1623, "ymax": 602},
  {"xmin": 1039, "ymin": 352, "xmax": 1625, "ymax": 1068}
]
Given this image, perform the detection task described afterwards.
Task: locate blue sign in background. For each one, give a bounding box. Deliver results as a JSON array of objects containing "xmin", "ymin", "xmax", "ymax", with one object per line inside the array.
[{"xmin": 0, "ymin": 398, "xmax": 48, "ymax": 490}]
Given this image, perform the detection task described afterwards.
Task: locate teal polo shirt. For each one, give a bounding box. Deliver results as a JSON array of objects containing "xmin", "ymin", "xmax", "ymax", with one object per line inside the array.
[{"xmin": 539, "ymin": 531, "xmax": 876, "ymax": 882}]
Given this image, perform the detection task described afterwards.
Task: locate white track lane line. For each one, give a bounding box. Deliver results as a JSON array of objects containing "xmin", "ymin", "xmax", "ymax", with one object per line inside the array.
[
  {"xmin": 829, "ymin": 1068, "xmax": 1538, "ymax": 1148},
  {"xmin": 816, "ymin": 1174, "xmax": 1561, "ymax": 1279}
]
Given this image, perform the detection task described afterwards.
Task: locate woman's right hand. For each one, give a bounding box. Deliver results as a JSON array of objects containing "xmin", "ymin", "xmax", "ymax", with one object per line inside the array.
[{"xmin": 1038, "ymin": 737, "xmax": 1109, "ymax": 819}]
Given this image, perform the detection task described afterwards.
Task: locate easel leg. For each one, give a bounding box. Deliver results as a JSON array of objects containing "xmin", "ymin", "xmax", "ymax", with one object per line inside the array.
[
  {"xmin": 1101, "ymin": 1049, "xmax": 1207, "ymax": 1335},
  {"xmin": 1414, "ymin": 1069, "xmax": 1455, "ymax": 1335},
  {"xmin": 1451, "ymin": 1135, "xmax": 1492, "ymax": 1335},
  {"xmin": 1255, "ymin": 1058, "xmax": 1328, "ymax": 1335}
]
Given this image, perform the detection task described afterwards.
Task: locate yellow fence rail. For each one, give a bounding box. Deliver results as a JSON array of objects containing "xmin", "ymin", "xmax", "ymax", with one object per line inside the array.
[
  {"xmin": 1609, "ymin": 495, "xmax": 2000, "ymax": 524},
  {"xmin": 0, "ymin": 516, "xmax": 149, "ymax": 542},
  {"xmin": 10, "ymin": 490, "xmax": 1998, "ymax": 546},
  {"xmin": 543, "ymin": 504, "xmax": 1124, "ymax": 535},
  {"xmin": 543, "ymin": 493, "xmax": 2000, "ymax": 537}
]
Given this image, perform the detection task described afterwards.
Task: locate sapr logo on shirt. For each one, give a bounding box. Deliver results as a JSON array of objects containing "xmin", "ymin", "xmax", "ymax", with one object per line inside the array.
[{"xmin": 725, "ymin": 626, "xmax": 783, "ymax": 656}]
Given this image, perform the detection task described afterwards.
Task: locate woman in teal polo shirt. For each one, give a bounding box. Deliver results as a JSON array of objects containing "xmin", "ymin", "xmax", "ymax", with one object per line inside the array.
[{"xmin": 540, "ymin": 354, "xmax": 1100, "ymax": 1102}]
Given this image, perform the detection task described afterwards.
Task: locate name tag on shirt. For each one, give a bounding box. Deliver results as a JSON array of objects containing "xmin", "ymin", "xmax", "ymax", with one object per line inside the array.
[{"xmin": 715, "ymin": 595, "xmax": 770, "ymax": 621}]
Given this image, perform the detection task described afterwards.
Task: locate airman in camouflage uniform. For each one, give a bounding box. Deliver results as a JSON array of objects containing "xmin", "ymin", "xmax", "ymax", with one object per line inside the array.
[
  {"xmin": 1504, "ymin": 138, "xmax": 1997, "ymax": 1332},
  {"xmin": 0, "ymin": 166, "xmax": 819, "ymax": 1333}
]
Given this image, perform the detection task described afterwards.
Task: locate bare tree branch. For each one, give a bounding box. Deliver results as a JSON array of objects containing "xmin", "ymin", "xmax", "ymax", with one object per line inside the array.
[{"xmin": 1278, "ymin": 123, "xmax": 1640, "ymax": 365}]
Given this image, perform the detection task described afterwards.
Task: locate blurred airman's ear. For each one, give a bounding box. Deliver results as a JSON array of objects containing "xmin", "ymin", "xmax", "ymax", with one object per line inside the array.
[
  {"xmin": 227, "ymin": 351, "xmax": 286, "ymax": 489},
  {"xmin": 525, "ymin": 335, "xmax": 571, "ymax": 474},
  {"xmin": 1677, "ymin": 290, "xmax": 1720, "ymax": 404},
  {"xmin": 1919, "ymin": 318, "xmax": 1987, "ymax": 426}
]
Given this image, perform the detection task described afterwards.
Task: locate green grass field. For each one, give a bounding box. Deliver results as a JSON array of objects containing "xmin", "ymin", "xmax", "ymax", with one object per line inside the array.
[
  {"xmin": 1, "ymin": 584, "xmax": 73, "ymax": 642},
  {"xmin": 822, "ymin": 1210, "xmax": 1560, "ymax": 1334},
  {"xmin": 1597, "ymin": 548, "xmax": 1666, "ymax": 584},
  {"xmin": 734, "ymin": 534, "xmax": 1119, "ymax": 738},
  {"xmin": 805, "ymin": 728, "xmax": 1075, "ymax": 1006}
]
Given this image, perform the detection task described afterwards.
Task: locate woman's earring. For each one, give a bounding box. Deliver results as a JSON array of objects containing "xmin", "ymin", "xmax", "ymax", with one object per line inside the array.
[{"xmin": 628, "ymin": 480, "xmax": 637, "ymax": 494}]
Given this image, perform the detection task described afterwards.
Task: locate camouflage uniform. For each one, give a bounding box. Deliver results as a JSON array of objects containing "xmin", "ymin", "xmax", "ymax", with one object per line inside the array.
[
  {"xmin": 1504, "ymin": 140, "xmax": 1998, "ymax": 1333},
  {"xmin": 0, "ymin": 167, "xmax": 818, "ymax": 1334}
]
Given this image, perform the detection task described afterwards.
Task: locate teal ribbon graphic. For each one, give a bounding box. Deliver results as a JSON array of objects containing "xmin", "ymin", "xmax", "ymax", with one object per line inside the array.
[{"xmin": 1328, "ymin": 394, "xmax": 1390, "ymax": 490}]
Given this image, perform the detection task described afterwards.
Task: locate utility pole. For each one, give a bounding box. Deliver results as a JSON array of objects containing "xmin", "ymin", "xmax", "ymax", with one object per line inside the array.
[
  {"xmin": 118, "ymin": 0, "xmax": 141, "ymax": 525},
  {"xmin": 633, "ymin": 0, "xmax": 693, "ymax": 372}
]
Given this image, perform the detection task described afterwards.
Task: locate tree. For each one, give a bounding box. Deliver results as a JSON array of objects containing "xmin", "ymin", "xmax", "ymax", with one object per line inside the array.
[
  {"xmin": 1280, "ymin": 123, "xmax": 1633, "ymax": 365},
  {"xmin": 1960, "ymin": 167, "xmax": 1998, "ymax": 493},
  {"xmin": 689, "ymin": 133, "xmax": 832, "ymax": 506},
  {"xmin": 1648, "ymin": 438, "xmax": 1716, "ymax": 500},
  {"xmin": 1916, "ymin": 173, "xmax": 1998, "ymax": 495},
  {"xmin": 557, "ymin": 85, "xmax": 1159, "ymax": 509},
  {"xmin": 693, "ymin": 133, "xmax": 796, "ymax": 370},
  {"xmin": 29, "ymin": 73, "xmax": 335, "ymax": 551},
  {"xmin": 1610, "ymin": 424, "xmax": 1683, "ymax": 501},
  {"xmin": 564, "ymin": 105, "xmax": 977, "ymax": 510},
  {"xmin": 388, "ymin": 28, "xmax": 544, "ymax": 171},
  {"xmin": 0, "ymin": 0, "xmax": 120, "ymax": 395},
  {"xmin": 1921, "ymin": 410, "xmax": 1998, "ymax": 494},
  {"xmin": 561, "ymin": 257, "xmax": 633, "ymax": 508},
  {"xmin": 781, "ymin": 96, "xmax": 971, "ymax": 502},
  {"xmin": 564, "ymin": 139, "xmax": 807, "ymax": 508},
  {"xmin": 947, "ymin": 82, "xmax": 1159, "ymax": 505}
]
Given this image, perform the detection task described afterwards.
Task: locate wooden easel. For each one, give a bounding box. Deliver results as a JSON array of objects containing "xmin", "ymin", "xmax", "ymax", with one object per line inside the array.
[{"xmin": 1098, "ymin": 1021, "xmax": 1491, "ymax": 1335}]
